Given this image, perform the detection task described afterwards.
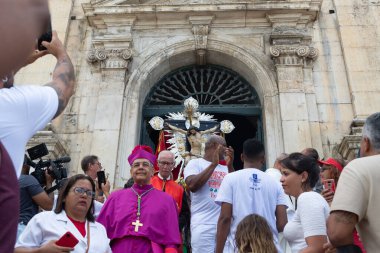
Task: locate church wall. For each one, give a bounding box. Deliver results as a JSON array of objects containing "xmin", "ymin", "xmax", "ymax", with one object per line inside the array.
[
  {"xmin": 14, "ymin": 0, "xmax": 380, "ymax": 187},
  {"xmin": 334, "ymin": 0, "xmax": 380, "ymax": 118},
  {"xmin": 311, "ymin": 0, "xmax": 380, "ymax": 158}
]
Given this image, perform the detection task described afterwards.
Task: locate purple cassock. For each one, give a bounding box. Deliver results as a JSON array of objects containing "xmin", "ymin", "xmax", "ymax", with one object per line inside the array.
[{"xmin": 97, "ymin": 184, "xmax": 181, "ymax": 253}]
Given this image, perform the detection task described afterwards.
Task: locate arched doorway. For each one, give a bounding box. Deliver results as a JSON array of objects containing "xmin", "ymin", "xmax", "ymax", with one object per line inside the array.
[{"xmin": 142, "ymin": 64, "xmax": 262, "ymax": 169}]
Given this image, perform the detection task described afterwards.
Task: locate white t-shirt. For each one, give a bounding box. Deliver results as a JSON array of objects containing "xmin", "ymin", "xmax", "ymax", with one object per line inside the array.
[
  {"xmin": 283, "ymin": 191, "xmax": 329, "ymax": 253},
  {"xmin": 265, "ymin": 167, "xmax": 282, "ymax": 182},
  {"xmin": 0, "ymin": 85, "xmax": 58, "ymax": 176},
  {"xmin": 215, "ymin": 168, "xmax": 288, "ymax": 252},
  {"xmin": 184, "ymin": 158, "xmax": 228, "ymax": 225}
]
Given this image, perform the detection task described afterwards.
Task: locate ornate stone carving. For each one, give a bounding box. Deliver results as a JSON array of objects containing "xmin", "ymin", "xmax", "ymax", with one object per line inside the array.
[
  {"xmin": 337, "ymin": 119, "xmax": 364, "ymax": 161},
  {"xmin": 87, "ymin": 48, "xmax": 132, "ymax": 69},
  {"xmin": 270, "ymin": 45, "xmax": 318, "ymax": 66},
  {"xmin": 189, "ymin": 16, "xmax": 214, "ymax": 65},
  {"xmin": 192, "ymin": 24, "xmax": 209, "ymax": 50}
]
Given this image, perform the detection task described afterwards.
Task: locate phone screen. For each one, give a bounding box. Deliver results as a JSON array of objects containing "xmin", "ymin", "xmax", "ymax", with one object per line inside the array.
[
  {"xmin": 97, "ymin": 171, "xmax": 106, "ymax": 189},
  {"xmin": 323, "ymin": 179, "xmax": 336, "ymax": 192}
]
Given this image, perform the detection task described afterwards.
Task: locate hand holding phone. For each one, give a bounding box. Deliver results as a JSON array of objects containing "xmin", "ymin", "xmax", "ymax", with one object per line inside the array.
[
  {"xmin": 55, "ymin": 231, "xmax": 79, "ymax": 248},
  {"xmin": 323, "ymin": 179, "xmax": 336, "ymax": 193},
  {"xmin": 37, "ymin": 16, "xmax": 52, "ymax": 51}
]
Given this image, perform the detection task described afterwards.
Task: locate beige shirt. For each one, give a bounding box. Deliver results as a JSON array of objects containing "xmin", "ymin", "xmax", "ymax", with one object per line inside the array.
[{"xmin": 331, "ymin": 154, "xmax": 380, "ymax": 253}]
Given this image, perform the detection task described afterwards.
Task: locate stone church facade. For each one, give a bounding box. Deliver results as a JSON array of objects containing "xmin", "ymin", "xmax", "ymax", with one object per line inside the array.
[{"xmin": 16, "ymin": 0, "xmax": 380, "ymax": 187}]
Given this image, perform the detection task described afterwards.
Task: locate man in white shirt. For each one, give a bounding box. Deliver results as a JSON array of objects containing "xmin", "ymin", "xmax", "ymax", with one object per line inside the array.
[
  {"xmin": 215, "ymin": 139, "xmax": 288, "ymax": 253},
  {"xmin": 0, "ymin": 31, "xmax": 75, "ymax": 252},
  {"xmin": 327, "ymin": 112, "xmax": 380, "ymax": 253},
  {"xmin": 184, "ymin": 135, "xmax": 234, "ymax": 253}
]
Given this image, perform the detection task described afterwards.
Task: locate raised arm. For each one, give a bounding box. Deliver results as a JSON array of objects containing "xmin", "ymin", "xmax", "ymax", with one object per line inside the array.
[
  {"xmin": 200, "ymin": 124, "xmax": 219, "ymax": 135},
  {"xmin": 43, "ymin": 31, "xmax": 75, "ymax": 119},
  {"xmin": 185, "ymin": 145, "xmax": 221, "ymax": 192},
  {"xmin": 166, "ymin": 123, "xmax": 187, "ymax": 134}
]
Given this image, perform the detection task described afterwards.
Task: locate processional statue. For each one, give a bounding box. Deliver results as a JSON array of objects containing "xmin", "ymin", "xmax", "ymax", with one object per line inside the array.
[{"xmin": 149, "ymin": 97, "xmax": 235, "ymax": 180}]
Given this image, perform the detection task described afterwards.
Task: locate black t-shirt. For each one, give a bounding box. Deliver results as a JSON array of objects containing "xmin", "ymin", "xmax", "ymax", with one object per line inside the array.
[{"xmin": 19, "ymin": 175, "xmax": 44, "ymax": 224}]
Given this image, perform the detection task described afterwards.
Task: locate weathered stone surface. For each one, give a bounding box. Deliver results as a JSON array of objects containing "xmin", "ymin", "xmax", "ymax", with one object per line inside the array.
[{"xmin": 12, "ymin": 0, "xmax": 379, "ymax": 188}]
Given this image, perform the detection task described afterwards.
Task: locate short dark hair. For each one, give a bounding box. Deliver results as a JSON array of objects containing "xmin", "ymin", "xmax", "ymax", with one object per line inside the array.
[
  {"xmin": 301, "ymin": 148, "xmax": 319, "ymax": 161},
  {"xmin": 242, "ymin": 139, "xmax": 265, "ymax": 161},
  {"xmin": 81, "ymin": 155, "xmax": 98, "ymax": 173},
  {"xmin": 55, "ymin": 174, "xmax": 95, "ymax": 222},
  {"xmin": 280, "ymin": 152, "xmax": 320, "ymax": 188}
]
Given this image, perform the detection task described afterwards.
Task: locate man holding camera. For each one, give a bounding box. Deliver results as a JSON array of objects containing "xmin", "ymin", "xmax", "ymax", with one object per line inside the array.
[
  {"xmin": 18, "ymin": 162, "xmax": 55, "ymax": 238},
  {"xmin": 0, "ymin": 29, "xmax": 75, "ymax": 251}
]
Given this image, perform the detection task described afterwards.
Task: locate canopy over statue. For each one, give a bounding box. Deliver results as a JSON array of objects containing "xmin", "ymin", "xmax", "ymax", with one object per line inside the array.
[{"xmin": 149, "ymin": 97, "xmax": 235, "ymax": 180}]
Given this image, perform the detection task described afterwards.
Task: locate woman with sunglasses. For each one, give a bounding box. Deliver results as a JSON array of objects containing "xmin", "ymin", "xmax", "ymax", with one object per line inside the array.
[{"xmin": 15, "ymin": 174, "xmax": 111, "ymax": 253}]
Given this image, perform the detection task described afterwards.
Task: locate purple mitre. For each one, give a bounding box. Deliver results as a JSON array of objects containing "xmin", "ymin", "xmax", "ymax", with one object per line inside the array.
[{"xmin": 128, "ymin": 145, "xmax": 156, "ymax": 165}]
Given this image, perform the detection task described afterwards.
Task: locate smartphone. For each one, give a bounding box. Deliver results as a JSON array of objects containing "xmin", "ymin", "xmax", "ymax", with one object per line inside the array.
[
  {"xmin": 55, "ymin": 231, "xmax": 79, "ymax": 248},
  {"xmin": 37, "ymin": 16, "xmax": 52, "ymax": 51},
  {"xmin": 323, "ymin": 179, "xmax": 336, "ymax": 192},
  {"xmin": 97, "ymin": 170, "xmax": 106, "ymax": 189}
]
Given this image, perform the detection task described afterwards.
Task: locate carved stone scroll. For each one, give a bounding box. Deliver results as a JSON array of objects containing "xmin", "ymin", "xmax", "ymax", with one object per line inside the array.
[
  {"xmin": 87, "ymin": 48, "xmax": 132, "ymax": 70},
  {"xmin": 270, "ymin": 45, "xmax": 318, "ymax": 66}
]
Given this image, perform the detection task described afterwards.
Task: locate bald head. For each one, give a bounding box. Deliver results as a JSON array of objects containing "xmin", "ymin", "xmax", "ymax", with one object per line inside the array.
[
  {"xmin": 158, "ymin": 150, "xmax": 175, "ymax": 161},
  {"xmin": 205, "ymin": 135, "xmax": 226, "ymax": 150}
]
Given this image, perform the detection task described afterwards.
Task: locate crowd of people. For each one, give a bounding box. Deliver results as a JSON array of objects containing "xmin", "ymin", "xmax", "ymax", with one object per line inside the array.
[{"xmin": 1, "ymin": 1, "xmax": 380, "ymax": 253}]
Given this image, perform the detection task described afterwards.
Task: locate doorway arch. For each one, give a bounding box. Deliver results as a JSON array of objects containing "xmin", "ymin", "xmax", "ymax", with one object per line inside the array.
[
  {"xmin": 115, "ymin": 38, "xmax": 284, "ymax": 185},
  {"xmin": 142, "ymin": 64, "xmax": 263, "ymax": 169}
]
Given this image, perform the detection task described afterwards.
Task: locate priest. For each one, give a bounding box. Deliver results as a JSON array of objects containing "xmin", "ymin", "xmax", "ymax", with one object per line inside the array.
[{"xmin": 97, "ymin": 145, "xmax": 181, "ymax": 253}]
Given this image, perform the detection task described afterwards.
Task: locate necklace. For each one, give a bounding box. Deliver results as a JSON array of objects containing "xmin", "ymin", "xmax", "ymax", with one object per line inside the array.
[{"xmin": 130, "ymin": 186, "xmax": 154, "ymax": 232}]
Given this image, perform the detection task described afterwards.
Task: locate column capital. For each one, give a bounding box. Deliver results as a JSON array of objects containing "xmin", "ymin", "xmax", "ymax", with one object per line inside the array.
[
  {"xmin": 270, "ymin": 45, "xmax": 318, "ymax": 66},
  {"xmin": 87, "ymin": 48, "xmax": 132, "ymax": 69}
]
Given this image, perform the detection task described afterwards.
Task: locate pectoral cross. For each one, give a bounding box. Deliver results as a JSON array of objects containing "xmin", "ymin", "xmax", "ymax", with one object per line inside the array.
[{"xmin": 132, "ymin": 219, "xmax": 143, "ymax": 232}]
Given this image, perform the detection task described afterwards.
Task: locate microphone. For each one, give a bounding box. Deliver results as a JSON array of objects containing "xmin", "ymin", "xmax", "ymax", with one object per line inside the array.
[{"xmin": 53, "ymin": 156, "xmax": 71, "ymax": 163}]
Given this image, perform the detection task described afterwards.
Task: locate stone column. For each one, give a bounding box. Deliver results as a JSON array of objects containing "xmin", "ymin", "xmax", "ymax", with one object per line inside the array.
[
  {"xmin": 86, "ymin": 38, "xmax": 133, "ymax": 188},
  {"xmin": 270, "ymin": 34, "xmax": 319, "ymax": 153}
]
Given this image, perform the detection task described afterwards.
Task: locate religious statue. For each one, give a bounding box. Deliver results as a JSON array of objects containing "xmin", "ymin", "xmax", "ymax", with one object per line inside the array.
[
  {"xmin": 166, "ymin": 123, "xmax": 219, "ymax": 165},
  {"xmin": 149, "ymin": 97, "xmax": 235, "ymax": 180}
]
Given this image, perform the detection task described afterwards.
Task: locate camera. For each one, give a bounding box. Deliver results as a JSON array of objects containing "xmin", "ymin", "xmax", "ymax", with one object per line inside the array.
[
  {"xmin": 26, "ymin": 143, "xmax": 70, "ymax": 187},
  {"xmin": 37, "ymin": 15, "xmax": 52, "ymax": 51}
]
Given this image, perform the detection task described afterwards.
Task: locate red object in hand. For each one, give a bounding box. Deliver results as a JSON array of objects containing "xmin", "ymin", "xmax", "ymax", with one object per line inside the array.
[
  {"xmin": 55, "ymin": 231, "xmax": 79, "ymax": 248},
  {"xmin": 323, "ymin": 179, "xmax": 336, "ymax": 193}
]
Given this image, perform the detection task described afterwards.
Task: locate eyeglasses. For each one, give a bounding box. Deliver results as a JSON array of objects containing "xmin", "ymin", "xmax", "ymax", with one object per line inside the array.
[
  {"xmin": 132, "ymin": 161, "xmax": 151, "ymax": 169},
  {"xmin": 93, "ymin": 162, "xmax": 102, "ymax": 167},
  {"xmin": 320, "ymin": 167, "xmax": 331, "ymax": 172},
  {"xmin": 158, "ymin": 161, "xmax": 175, "ymax": 166},
  {"xmin": 72, "ymin": 187, "xmax": 95, "ymax": 199}
]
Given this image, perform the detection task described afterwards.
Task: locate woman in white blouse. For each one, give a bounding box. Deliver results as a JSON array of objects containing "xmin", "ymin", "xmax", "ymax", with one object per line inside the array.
[
  {"xmin": 280, "ymin": 153, "xmax": 330, "ymax": 253},
  {"xmin": 15, "ymin": 174, "xmax": 112, "ymax": 253}
]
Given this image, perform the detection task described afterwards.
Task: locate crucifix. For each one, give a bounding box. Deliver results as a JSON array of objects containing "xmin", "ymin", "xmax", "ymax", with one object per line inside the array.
[{"xmin": 132, "ymin": 219, "xmax": 143, "ymax": 232}]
